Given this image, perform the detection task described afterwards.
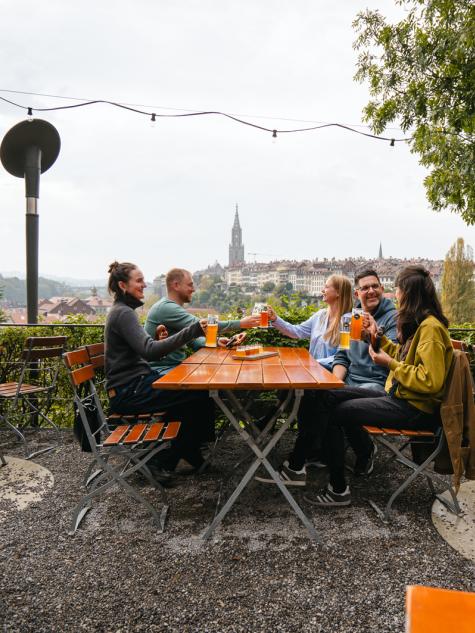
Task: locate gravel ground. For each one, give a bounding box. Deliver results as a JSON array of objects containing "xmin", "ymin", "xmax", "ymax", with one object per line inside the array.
[{"xmin": 1, "ymin": 429, "xmax": 474, "ymax": 633}]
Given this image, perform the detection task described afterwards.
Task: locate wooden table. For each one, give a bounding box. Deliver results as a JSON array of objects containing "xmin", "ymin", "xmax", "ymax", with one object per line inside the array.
[{"xmin": 153, "ymin": 346, "xmax": 344, "ymax": 542}]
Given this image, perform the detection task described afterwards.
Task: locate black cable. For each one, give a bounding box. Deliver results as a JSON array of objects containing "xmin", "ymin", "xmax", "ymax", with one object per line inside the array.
[{"xmin": 0, "ymin": 94, "xmax": 411, "ymax": 143}]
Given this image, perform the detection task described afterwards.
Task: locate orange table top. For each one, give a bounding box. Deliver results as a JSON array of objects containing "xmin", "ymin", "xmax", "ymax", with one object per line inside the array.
[{"xmin": 153, "ymin": 347, "xmax": 345, "ymax": 391}]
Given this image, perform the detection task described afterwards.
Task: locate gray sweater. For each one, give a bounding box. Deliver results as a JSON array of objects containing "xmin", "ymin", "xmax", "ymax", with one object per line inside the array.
[{"xmin": 105, "ymin": 298, "xmax": 203, "ymax": 389}]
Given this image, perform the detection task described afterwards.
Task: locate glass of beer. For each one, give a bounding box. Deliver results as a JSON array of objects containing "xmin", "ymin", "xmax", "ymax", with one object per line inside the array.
[
  {"xmin": 350, "ymin": 308, "xmax": 364, "ymax": 341},
  {"xmin": 205, "ymin": 314, "xmax": 219, "ymax": 348},
  {"xmin": 339, "ymin": 315, "xmax": 351, "ymax": 350},
  {"xmin": 259, "ymin": 305, "xmax": 269, "ymax": 328}
]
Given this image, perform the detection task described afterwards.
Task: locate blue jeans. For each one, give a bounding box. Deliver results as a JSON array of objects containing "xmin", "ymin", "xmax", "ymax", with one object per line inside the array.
[{"xmin": 109, "ymin": 372, "xmax": 214, "ymax": 469}]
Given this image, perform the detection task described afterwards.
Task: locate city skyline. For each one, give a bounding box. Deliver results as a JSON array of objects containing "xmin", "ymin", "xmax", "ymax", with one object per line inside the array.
[{"xmin": 1, "ymin": 1, "xmax": 473, "ymax": 282}]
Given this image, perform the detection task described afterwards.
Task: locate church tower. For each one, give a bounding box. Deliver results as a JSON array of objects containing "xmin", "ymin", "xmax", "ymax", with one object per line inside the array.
[
  {"xmin": 378, "ymin": 242, "xmax": 383, "ymax": 260},
  {"xmin": 229, "ymin": 204, "xmax": 245, "ymax": 267}
]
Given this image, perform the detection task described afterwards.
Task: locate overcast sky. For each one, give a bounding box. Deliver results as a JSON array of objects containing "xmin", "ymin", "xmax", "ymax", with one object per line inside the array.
[{"xmin": 0, "ymin": 0, "xmax": 473, "ymax": 282}]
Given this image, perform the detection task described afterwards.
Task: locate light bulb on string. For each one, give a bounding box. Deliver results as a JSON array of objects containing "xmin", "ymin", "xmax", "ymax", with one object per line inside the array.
[
  {"xmin": 272, "ymin": 129, "xmax": 277, "ymax": 144},
  {"xmin": 27, "ymin": 107, "xmax": 33, "ymax": 122},
  {"xmin": 150, "ymin": 113, "xmax": 157, "ymax": 128}
]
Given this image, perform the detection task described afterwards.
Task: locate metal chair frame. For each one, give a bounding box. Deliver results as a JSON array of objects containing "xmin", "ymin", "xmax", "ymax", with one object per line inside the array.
[
  {"xmin": 364, "ymin": 426, "xmax": 462, "ymax": 523},
  {"xmin": 0, "ymin": 336, "xmax": 67, "ymax": 458},
  {"xmin": 63, "ymin": 348, "xmax": 180, "ymax": 535}
]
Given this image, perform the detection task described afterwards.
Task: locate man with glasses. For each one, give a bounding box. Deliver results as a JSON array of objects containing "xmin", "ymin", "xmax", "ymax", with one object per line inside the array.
[{"xmin": 332, "ymin": 268, "xmax": 397, "ymax": 393}]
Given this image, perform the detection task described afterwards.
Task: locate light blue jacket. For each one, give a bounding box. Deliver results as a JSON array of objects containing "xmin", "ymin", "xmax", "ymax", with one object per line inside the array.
[{"xmin": 272, "ymin": 309, "xmax": 337, "ymax": 369}]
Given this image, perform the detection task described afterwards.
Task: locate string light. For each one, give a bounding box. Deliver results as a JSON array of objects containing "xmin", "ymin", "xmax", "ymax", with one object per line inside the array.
[
  {"xmin": 0, "ymin": 93, "xmax": 411, "ymax": 145},
  {"xmin": 150, "ymin": 112, "xmax": 156, "ymax": 127},
  {"xmin": 27, "ymin": 107, "xmax": 33, "ymax": 121}
]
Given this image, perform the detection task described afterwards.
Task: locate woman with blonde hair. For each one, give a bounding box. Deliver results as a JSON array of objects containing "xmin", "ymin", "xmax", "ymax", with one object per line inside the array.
[
  {"xmin": 267, "ymin": 274, "xmax": 353, "ymax": 369},
  {"xmin": 256, "ymin": 275, "xmax": 353, "ymax": 486}
]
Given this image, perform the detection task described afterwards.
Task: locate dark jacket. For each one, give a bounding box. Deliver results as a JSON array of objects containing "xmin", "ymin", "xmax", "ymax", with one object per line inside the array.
[
  {"xmin": 332, "ymin": 297, "xmax": 397, "ymax": 387},
  {"xmin": 105, "ymin": 295, "xmax": 203, "ymax": 389}
]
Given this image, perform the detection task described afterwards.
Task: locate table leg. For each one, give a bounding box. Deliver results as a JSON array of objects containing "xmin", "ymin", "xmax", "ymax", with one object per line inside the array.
[{"xmin": 202, "ymin": 389, "xmax": 319, "ymax": 543}]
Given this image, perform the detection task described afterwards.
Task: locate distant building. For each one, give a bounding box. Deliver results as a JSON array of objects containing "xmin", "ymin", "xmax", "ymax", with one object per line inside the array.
[
  {"xmin": 38, "ymin": 297, "xmax": 96, "ymax": 318},
  {"xmin": 84, "ymin": 287, "xmax": 112, "ymax": 315},
  {"xmin": 228, "ymin": 204, "xmax": 245, "ymax": 267}
]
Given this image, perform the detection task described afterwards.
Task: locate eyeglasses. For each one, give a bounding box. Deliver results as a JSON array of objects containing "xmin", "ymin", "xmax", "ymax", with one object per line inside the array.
[{"xmin": 356, "ymin": 283, "xmax": 381, "ymax": 293}]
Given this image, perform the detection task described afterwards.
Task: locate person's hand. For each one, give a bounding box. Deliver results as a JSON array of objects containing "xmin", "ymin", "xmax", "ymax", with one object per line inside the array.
[
  {"xmin": 155, "ymin": 325, "xmax": 168, "ymax": 340},
  {"xmin": 362, "ymin": 312, "xmax": 378, "ymax": 338},
  {"xmin": 218, "ymin": 337, "xmax": 229, "ymax": 348},
  {"xmin": 199, "ymin": 319, "xmax": 208, "ymax": 334},
  {"xmin": 368, "ymin": 346, "xmax": 392, "ymax": 368},
  {"xmin": 240, "ymin": 314, "xmax": 261, "ymax": 328},
  {"xmin": 231, "ymin": 332, "xmax": 247, "ymax": 347},
  {"xmin": 266, "ymin": 306, "xmax": 277, "ymax": 321}
]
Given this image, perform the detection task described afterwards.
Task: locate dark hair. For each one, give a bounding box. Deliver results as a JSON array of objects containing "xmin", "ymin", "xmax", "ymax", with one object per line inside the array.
[
  {"xmin": 395, "ymin": 265, "xmax": 448, "ymax": 343},
  {"xmin": 107, "ymin": 261, "xmax": 137, "ymax": 299},
  {"xmin": 354, "ymin": 268, "xmax": 381, "ymax": 287}
]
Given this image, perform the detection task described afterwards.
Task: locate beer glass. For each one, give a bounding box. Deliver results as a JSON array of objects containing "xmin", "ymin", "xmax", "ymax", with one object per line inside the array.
[
  {"xmin": 205, "ymin": 314, "xmax": 219, "ymax": 348},
  {"xmin": 350, "ymin": 308, "xmax": 364, "ymax": 341},
  {"xmin": 259, "ymin": 305, "xmax": 269, "ymax": 328},
  {"xmin": 339, "ymin": 315, "xmax": 351, "ymax": 350}
]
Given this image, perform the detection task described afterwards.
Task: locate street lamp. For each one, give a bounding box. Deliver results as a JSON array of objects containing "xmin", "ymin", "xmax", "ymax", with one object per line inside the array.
[{"xmin": 1, "ymin": 119, "xmax": 61, "ymax": 323}]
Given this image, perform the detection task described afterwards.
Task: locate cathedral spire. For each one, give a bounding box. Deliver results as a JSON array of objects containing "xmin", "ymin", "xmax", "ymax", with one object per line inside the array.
[
  {"xmin": 229, "ymin": 204, "xmax": 245, "ymax": 267},
  {"xmin": 378, "ymin": 242, "xmax": 383, "ymax": 259}
]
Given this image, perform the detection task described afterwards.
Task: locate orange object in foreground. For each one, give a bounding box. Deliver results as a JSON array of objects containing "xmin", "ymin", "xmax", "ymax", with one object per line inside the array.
[{"xmin": 406, "ymin": 585, "xmax": 475, "ymax": 633}]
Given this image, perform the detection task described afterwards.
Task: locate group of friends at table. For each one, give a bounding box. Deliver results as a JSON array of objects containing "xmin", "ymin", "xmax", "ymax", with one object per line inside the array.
[{"xmin": 104, "ymin": 261, "xmax": 454, "ymax": 507}]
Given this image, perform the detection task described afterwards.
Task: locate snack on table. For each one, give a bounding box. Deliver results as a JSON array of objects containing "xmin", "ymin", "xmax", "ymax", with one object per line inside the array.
[{"xmin": 234, "ymin": 345, "xmax": 263, "ymax": 357}]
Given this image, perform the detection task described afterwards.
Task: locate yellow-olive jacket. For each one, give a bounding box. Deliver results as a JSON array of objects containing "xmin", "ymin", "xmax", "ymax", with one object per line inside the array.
[{"xmin": 380, "ymin": 316, "xmax": 453, "ymax": 414}]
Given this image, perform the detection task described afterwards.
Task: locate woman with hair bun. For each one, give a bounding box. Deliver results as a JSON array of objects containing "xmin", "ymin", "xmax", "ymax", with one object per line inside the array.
[
  {"xmin": 105, "ymin": 261, "xmax": 213, "ymax": 475},
  {"xmin": 304, "ymin": 265, "xmax": 454, "ymax": 507}
]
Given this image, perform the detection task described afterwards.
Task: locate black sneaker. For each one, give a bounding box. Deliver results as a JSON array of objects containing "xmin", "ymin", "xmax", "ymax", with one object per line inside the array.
[
  {"xmin": 304, "ymin": 484, "xmax": 351, "ymax": 507},
  {"xmin": 254, "ymin": 460, "xmax": 307, "ymax": 486},
  {"xmin": 354, "ymin": 442, "xmax": 377, "ymax": 477}
]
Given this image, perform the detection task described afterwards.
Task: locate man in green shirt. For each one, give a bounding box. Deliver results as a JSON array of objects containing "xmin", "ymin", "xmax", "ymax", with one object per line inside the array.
[{"xmin": 144, "ymin": 268, "xmax": 260, "ymax": 374}]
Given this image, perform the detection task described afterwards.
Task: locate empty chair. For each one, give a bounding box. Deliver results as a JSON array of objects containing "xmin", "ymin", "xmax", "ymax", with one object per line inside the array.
[{"xmin": 0, "ymin": 336, "xmax": 67, "ymax": 458}]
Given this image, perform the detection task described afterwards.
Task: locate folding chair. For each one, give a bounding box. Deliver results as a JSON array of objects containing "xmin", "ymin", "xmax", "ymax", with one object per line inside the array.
[
  {"xmin": 405, "ymin": 585, "xmax": 475, "ymax": 633},
  {"xmin": 362, "ymin": 342, "xmax": 470, "ymax": 523},
  {"xmin": 0, "ymin": 336, "xmax": 67, "ymax": 459},
  {"xmin": 63, "ymin": 348, "xmax": 181, "ymax": 534}
]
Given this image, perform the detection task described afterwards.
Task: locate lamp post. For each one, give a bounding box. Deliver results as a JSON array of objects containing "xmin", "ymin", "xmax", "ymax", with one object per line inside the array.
[{"xmin": 1, "ymin": 119, "xmax": 61, "ymax": 323}]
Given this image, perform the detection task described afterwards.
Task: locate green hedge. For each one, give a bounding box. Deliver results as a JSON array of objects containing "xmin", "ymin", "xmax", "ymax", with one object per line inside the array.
[{"xmin": 0, "ymin": 308, "xmax": 473, "ymax": 430}]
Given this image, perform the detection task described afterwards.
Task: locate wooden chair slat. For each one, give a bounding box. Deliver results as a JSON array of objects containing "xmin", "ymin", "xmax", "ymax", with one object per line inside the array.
[
  {"xmin": 71, "ymin": 365, "xmax": 95, "ymax": 386},
  {"xmin": 400, "ymin": 429, "xmax": 435, "ymax": 437},
  {"xmin": 103, "ymin": 425, "xmax": 130, "ymax": 445},
  {"xmin": 123, "ymin": 424, "xmax": 147, "ymax": 444},
  {"xmin": 23, "ymin": 347, "xmax": 65, "ymax": 361},
  {"xmin": 162, "ymin": 421, "xmax": 181, "ymax": 440},
  {"xmin": 143, "ymin": 422, "xmax": 164, "ymax": 442},
  {"xmin": 381, "ymin": 428, "xmax": 403, "ymax": 435},
  {"xmin": 26, "ymin": 336, "xmax": 67, "ymax": 347},
  {"xmin": 362, "ymin": 425, "xmax": 385, "ymax": 434},
  {"xmin": 63, "ymin": 348, "xmax": 89, "ymax": 368}
]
